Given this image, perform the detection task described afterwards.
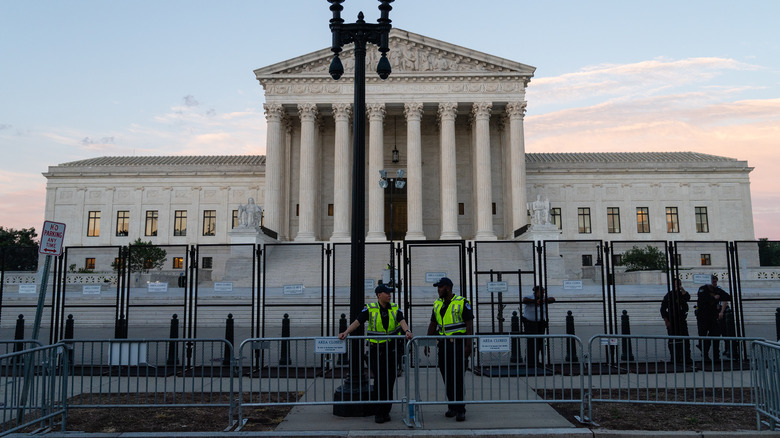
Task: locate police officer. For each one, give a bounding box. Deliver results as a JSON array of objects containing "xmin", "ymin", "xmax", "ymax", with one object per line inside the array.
[
  {"xmin": 661, "ymin": 278, "xmax": 692, "ymax": 364},
  {"xmin": 339, "ymin": 284, "xmax": 413, "ymax": 424},
  {"xmin": 696, "ymin": 275, "xmax": 731, "ymax": 362},
  {"xmin": 426, "ymin": 277, "xmax": 474, "ymax": 422}
]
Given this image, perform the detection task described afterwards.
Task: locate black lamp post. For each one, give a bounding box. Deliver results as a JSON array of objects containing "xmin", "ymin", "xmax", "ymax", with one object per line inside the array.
[{"xmin": 328, "ymin": 0, "xmax": 393, "ymax": 416}]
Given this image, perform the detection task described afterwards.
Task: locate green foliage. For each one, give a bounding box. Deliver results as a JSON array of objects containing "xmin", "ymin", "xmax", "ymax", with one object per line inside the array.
[
  {"xmin": 112, "ymin": 238, "xmax": 167, "ymax": 273},
  {"xmin": 0, "ymin": 226, "xmax": 39, "ymax": 271},
  {"xmin": 620, "ymin": 245, "xmax": 668, "ymax": 272},
  {"xmin": 757, "ymin": 238, "xmax": 780, "ymax": 267}
]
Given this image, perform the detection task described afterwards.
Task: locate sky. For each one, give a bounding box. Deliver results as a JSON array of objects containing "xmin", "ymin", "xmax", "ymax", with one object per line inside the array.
[{"xmin": 1, "ymin": 0, "xmax": 779, "ymax": 239}]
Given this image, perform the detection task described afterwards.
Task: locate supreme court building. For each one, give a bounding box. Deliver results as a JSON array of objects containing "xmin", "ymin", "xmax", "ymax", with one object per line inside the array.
[{"xmin": 44, "ymin": 29, "xmax": 756, "ymax": 249}]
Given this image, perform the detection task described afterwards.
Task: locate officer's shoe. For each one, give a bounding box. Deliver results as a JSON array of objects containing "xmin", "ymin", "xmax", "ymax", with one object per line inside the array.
[
  {"xmin": 456, "ymin": 411, "xmax": 466, "ymax": 422},
  {"xmin": 445, "ymin": 409, "xmax": 456, "ymax": 418}
]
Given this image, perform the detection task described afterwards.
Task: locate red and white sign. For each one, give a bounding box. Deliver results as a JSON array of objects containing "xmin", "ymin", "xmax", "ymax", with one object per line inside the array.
[{"xmin": 39, "ymin": 221, "xmax": 66, "ymax": 256}]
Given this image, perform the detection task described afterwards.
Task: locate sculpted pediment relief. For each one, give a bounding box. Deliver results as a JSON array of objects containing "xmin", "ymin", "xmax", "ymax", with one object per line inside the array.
[{"xmin": 255, "ymin": 28, "xmax": 535, "ymax": 79}]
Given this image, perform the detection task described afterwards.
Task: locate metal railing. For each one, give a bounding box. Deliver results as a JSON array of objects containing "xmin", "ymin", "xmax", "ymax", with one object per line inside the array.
[
  {"xmin": 404, "ymin": 334, "xmax": 585, "ymax": 427},
  {"xmin": 62, "ymin": 338, "xmax": 235, "ymax": 429},
  {"xmin": 586, "ymin": 334, "xmax": 761, "ymax": 423},
  {"xmin": 0, "ymin": 343, "xmax": 67, "ymax": 436},
  {"xmin": 751, "ymin": 340, "xmax": 780, "ymax": 430}
]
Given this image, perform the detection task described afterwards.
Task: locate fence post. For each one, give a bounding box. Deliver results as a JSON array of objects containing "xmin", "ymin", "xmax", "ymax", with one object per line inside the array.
[
  {"xmin": 337, "ymin": 313, "xmax": 348, "ymax": 365},
  {"xmin": 223, "ymin": 313, "xmax": 234, "ymax": 366},
  {"xmin": 64, "ymin": 314, "xmax": 75, "ymax": 366},
  {"xmin": 565, "ymin": 310, "xmax": 579, "ymax": 363},
  {"xmin": 510, "ymin": 311, "xmax": 522, "ymax": 364},
  {"xmin": 279, "ymin": 313, "xmax": 291, "ymax": 365},
  {"xmin": 723, "ymin": 308, "xmax": 738, "ymax": 360},
  {"xmin": 13, "ymin": 314, "xmax": 25, "ymax": 353},
  {"xmin": 620, "ymin": 310, "xmax": 635, "ymax": 362},
  {"xmin": 775, "ymin": 308, "xmax": 779, "ymax": 342},
  {"xmin": 167, "ymin": 314, "xmax": 179, "ymax": 366}
]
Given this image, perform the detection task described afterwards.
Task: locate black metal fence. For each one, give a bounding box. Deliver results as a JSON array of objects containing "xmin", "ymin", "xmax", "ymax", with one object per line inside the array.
[{"xmin": 1, "ymin": 240, "xmax": 779, "ymax": 347}]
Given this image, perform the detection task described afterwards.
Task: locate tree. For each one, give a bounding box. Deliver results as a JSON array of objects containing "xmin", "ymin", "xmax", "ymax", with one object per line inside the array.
[
  {"xmin": 0, "ymin": 227, "xmax": 39, "ymax": 271},
  {"xmin": 619, "ymin": 245, "xmax": 668, "ymax": 272},
  {"xmin": 758, "ymin": 238, "xmax": 780, "ymax": 267},
  {"xmin": 112, "ymin": 238, "xmax": 167, "ymax": 273}
]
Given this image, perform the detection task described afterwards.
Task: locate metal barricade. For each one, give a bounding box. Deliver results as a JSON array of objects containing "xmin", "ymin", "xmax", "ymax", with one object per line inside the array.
[
  {"xmin": 751, "ymin": 340, "xmax": 780, "ymax": 430},
  {"xmin": 586, "ymin": 334, "xmax": 760, "ymax": 423},
  {"xmin": 237, "ymin": 335, "xmax": 407, "ymax": 427},
  {"xmin": 0, "ymin": 343, "xmax": 67, "ymax": 436},
  {"xmin": 62, "ymin": 338, "xmax": 235, "ymax": 429},
  {"xmin": 0, "ymin": 340, "xmax": 43, "ymax": 356},
  {"xmin": 404, "ymin": 334, "xmax": 585, "ymax": 428}
]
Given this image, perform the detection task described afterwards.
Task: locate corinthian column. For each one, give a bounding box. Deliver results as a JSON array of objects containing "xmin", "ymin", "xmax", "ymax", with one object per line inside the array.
[
  {"xmin": 295, "ymin": 103, "xmax": 318, "ymax": 242},
  {"xmin": 330, "ymin": 103, "xmax": 352, "ymax": 242},
  {"xmin": 404, "ymin": 102, "xmax": 425, "ymax": 240},
  {"xmin": 366, "ymin": 103, "xmax": 386, "ymax": 242},
  {"xmin": 507, "ymin": 101, "xmax": 528, "ymax": 234},
  {"xmin": 263, "ymin": 103, "xmax": 284, "ymax": 235},
  {"xmin": 473, "ymin": 102, "xmax": 497, "ymax": 240},
  {"xmin": 438, "ymin": 102, "xmax": 461, "ymax": 240}
]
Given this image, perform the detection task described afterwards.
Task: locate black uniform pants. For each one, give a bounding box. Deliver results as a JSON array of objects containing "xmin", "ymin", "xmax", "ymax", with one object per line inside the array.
[
  {"xmin": 697, "ymin": 315, "xmax": 722, "ymax": 359},
  {"xmin": 369, "ymin": 343, "xmax": 397, "ymax": 416},
  {"xmin": 437, "ymin": 337, "xmax": 467, "ymax": 414},
  {"xmin": 666, "ymin": 320, "xmax": 691, "ymax": 363},
  {"xmin": 524, "ymin": 319, "xmax": 547, "ymax": 366}
]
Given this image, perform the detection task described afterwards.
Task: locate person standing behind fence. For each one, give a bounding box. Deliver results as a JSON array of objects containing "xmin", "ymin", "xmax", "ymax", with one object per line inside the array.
[
  {"xmin": 426, "ymin": 277, "xmax": 473, "ymax": 422},
  {"xmin": 661, "ymin": 278, "xmax": 692, "ymax": 364},
  {"xmin": 696, "ymin": 274, "xmax": 731, "ymax": 362},
  {"xmin": 522, "ymin": 285, "xmax": 555, "ymax": 367},
  {"xmin": 338, "ymin": 284, "xmax": 413, "ymax": 424}
]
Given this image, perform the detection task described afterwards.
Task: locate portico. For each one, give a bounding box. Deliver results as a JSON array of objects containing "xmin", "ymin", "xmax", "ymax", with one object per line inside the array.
[{"xmin": 255, "ymin": 29, "xmax": 535, "ymax": 242}]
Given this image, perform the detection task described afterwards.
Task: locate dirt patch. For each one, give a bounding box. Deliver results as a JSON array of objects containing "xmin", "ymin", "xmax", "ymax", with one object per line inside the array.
[{"xmin": 540, "ymin": 388, "xmax": 759, "ymax": 431}]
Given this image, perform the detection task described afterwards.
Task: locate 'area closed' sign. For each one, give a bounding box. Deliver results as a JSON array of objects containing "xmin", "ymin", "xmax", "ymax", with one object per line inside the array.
[{"xmin": 39, "ymin": 221, "xmax": 66, "ymax": 256}]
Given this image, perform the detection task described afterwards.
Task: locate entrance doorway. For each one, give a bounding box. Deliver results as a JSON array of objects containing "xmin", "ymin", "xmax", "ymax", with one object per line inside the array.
[{"xmin": 384, "ymin": 186, "xmax": 407, "ymax": 241}]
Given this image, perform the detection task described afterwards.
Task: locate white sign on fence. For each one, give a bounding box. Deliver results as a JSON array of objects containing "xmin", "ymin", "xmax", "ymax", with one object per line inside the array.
[
  {"xmin": 283, "ymin": 284, "xmax": 303, "ymax": 295},
  {"xmin": 18, "ymin": 284, "xmax": 37, "ymax": 294},
  {"xmin": 600, "ymin": 338, "xmax": 619, "ymax": 346},
  {"xmin": 426, "ymin": 272, "xmax": 448, "ymax": 284},
  {"xmin": 214, "ymin": 282, "xmax": 233, "ymax": 292},
  {"xmin": 479, "ymin": 336, "xmax": 511, "ymax": 352},
  {"xmin": 147, "ymin": 282, "xmax": 168, "ymax": 293},
  {"xmin": 315, "ymin": 337, "xmax": 347, "ymax": 354},
  {"xmin": 364, "ymin": 279, "xmax": 374, "ymax": 290},
  {"xmin": 82, "ymin": 285, "xmax": 101, "ymax": 295},
  {"xmin": 693, "ymin": 274, "xmax": 713, "ymax": 284},
  {"xmin": 564, "ymin": 280, "xmax": 583, "ymax": 290},
  {"xmin": 487, "ymin": 281, "xmax": 508, "ymax": 293},
  {"xmin": 39, "ymin": 220, "xmax": 66, "ymax": 256}
]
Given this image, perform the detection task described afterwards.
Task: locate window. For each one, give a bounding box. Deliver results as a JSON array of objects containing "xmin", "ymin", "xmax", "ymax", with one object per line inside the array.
[
  {"xmin": 695, "ymin": 207, "xmax": 709, "ymax": 233},
  {"xmin": 675, "ymin": 254, "xmax": 682, "ymax": 266},
  {"xmin": 115, "ymin": 211, "xmax": 129, "ymax": 236},
  {"xmin": 174, "ymin": 210, "xmax": 187, "ymax": 236},
  {"xmin": 666, "ymin": 207, "xmax": 679, "ymax": 233},
  {"xmin": 145, "ymin": 210, "xmax": 158, "ymax": 236},
  {"xmin": 173, "ymin": 257, "xmax": 184, "ymax": 269},
  {"xmin": 582, "ymin": 254, "xmax": 593, "ymax": 267},
  {"xmin": 327, "ymin": 204, "xmax": 334, "ymax": 217},
  {"xmin": 612, "ymin": 254, "xmax": 623, "ymax": 266},
  {"xmin": 296, "ymin": 204, "xmax": 299, "ymax": 216},
  {"xmin": 492, "ymin": 202, "xmax": 497, "ymax": 215},
  {"xmin": 87, "ymin": 211, "xmax": 100, "ymax": 237},
  {"xmin": 577, "ymin": 208, "xmax": 591, "ymax": 234},
  {"xmin": 550, "ymin": 208, "xmax": 562, "ymax": 230},
  {"xmin": 232, "ymin": 209, "xmax": 239, "ymax": 229},
  {"xmin": 607, "ymin": 207, "xmax": 621, "ymax": 233},
  {"xmin": 458, "ymin": 203, "xmax": 465, "ymax": 215},
  {"xmin": 84, "ymin": 258, "xmax": 95, "ymax": 270},
  {"xmin": 201, "ymin": 257, "xmax": 213, "ymax": 269},
  {"xmin": 202, "ymin": 210, "xmax": 216, "ymax": 236},
  {"xmin": 701, "ymin": 254, "xmax": 711, "ymax": 266},
  {"xmin": 636, "ymin": 207, "xmax": 650, "ymax": 233}
]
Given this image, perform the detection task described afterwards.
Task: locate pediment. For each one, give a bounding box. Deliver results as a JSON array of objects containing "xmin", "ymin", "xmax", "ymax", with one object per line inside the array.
[{"xmin": 254, "ymin": 28, "xmax": 535, "ymax": 80}]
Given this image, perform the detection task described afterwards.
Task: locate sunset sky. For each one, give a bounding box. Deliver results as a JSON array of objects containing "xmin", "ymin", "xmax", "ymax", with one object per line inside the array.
[{"xmin": 1, "ymin": 0, "xmax": 778, "ymax": 239}]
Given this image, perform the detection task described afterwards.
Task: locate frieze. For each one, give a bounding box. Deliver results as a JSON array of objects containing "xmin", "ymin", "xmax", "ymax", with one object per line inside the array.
[{"xmin": 275, "ymin": 39, "xmax": 516, "ymax": 77}]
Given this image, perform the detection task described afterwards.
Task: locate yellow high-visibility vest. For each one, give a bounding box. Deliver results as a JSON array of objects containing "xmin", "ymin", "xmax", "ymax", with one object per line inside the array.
[
  {"xmin": 433, "ymin": 296, "xmax": 467, "ymax": 336},
  {"xmin": 366, "ymin": 302, "xmax": 400, "ymax": 343}
]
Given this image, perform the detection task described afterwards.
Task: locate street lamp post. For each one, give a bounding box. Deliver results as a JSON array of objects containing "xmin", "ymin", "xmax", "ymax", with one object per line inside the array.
[
  {"xmin": 328, "ymin": 0, "xmax": 393, "ymax": 416},
  {"xmin": 379, "ymin": 169, "xmax": 405, "ymax": 289}
]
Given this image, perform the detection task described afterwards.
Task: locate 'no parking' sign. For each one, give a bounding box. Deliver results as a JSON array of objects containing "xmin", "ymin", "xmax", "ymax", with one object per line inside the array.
[{"xmin": 39, "ymin": 221, "xmax": 66, "ymax": 256}]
